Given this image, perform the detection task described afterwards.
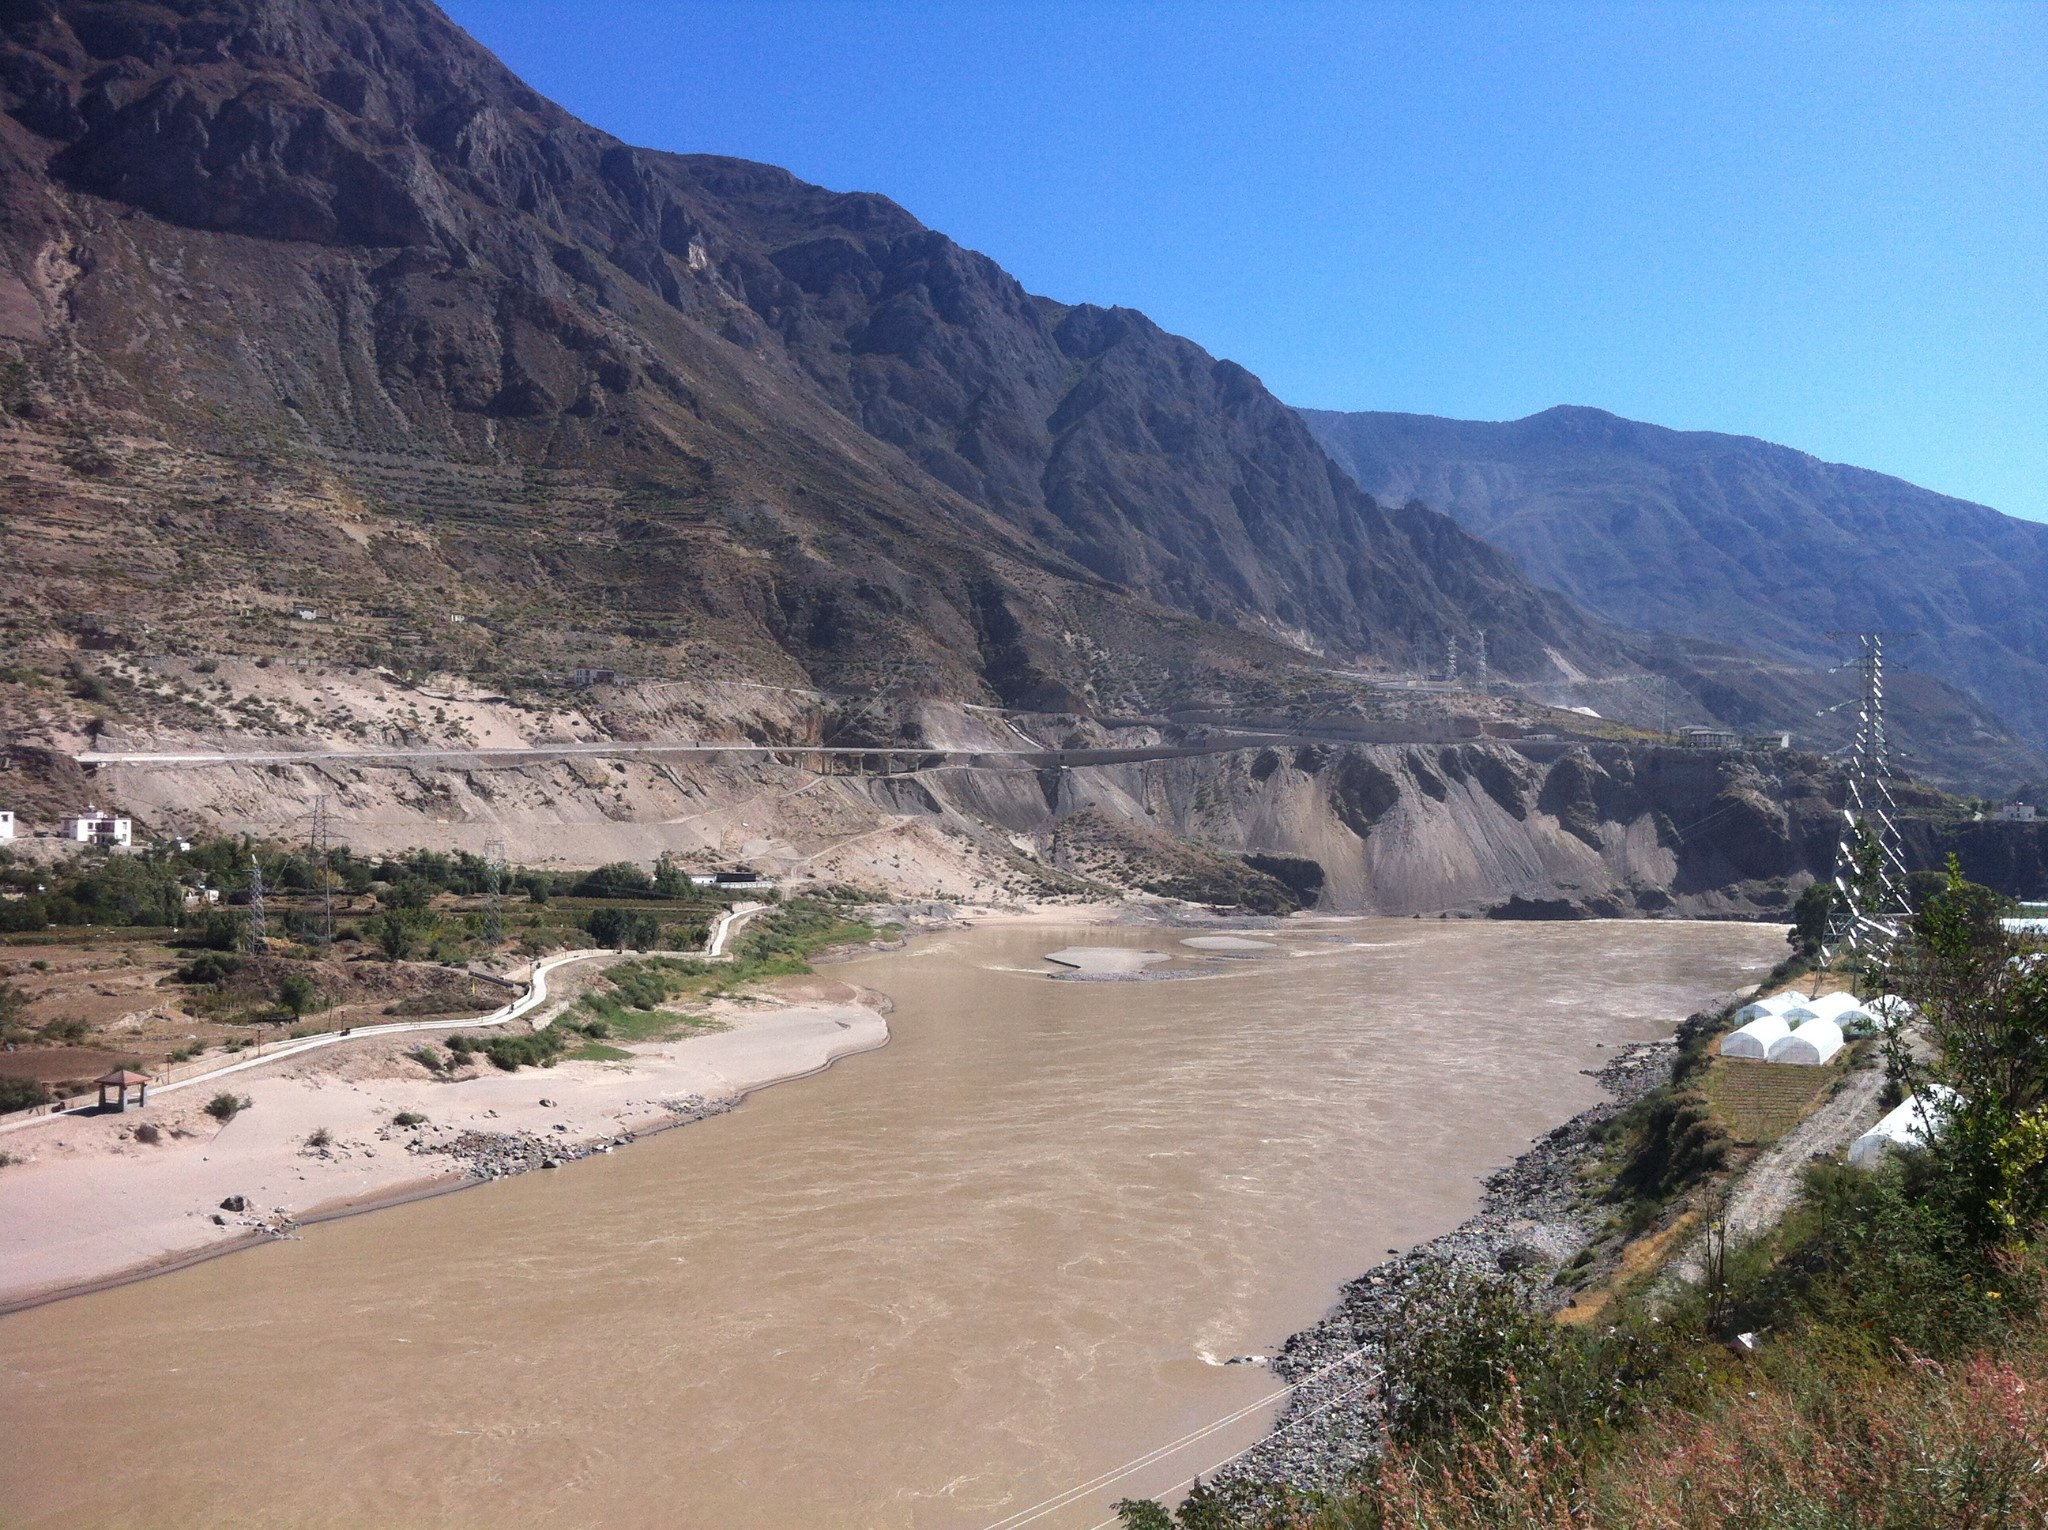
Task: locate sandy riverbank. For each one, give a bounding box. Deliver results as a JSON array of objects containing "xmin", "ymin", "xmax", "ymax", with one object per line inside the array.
[{"xmin": 0, "ymin": 975, "xmax": 891, "ymax": 1311}]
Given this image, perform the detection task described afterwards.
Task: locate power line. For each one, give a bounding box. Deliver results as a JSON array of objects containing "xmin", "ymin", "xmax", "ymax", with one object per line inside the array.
[
  {"xmin": 1075, "ymin": 1365, "xmax": 1386, "ymax": 1530},
  {"xmin": 973, "ymin": 1345, "xmax": 1381, "ymax": 1530}
]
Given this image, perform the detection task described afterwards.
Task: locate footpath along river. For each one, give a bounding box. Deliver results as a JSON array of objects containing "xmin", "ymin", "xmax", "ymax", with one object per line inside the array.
[{"xmin": 0, "ymin": 917, "xmax": 1781, "ymax": 1529}]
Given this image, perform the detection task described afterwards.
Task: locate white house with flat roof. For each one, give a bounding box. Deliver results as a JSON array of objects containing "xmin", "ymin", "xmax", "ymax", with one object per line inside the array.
[
  {"xmin": 60, "ymin": 805, "xmax": 131, "ymax": 846},
  {"xmin": 0, "ymin": 809, "xmax": 14, "ymax": 840}
]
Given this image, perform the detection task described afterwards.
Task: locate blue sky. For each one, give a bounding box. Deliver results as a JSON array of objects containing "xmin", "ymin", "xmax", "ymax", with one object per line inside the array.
[{"xmin": 444, "ymin": 1, "xmax": 2048, "ymax": 522}]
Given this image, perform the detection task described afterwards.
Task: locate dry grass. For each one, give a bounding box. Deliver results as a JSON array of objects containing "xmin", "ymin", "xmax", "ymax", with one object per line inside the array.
[{"xmin": 1556, "ymin": 1212, "xmax": 1700, "ymax": 1328}]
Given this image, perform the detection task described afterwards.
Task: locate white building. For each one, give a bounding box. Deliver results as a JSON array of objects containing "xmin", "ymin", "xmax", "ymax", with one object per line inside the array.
[
  {"xmin": 1678, "ymin": 726, "xmax": 1741, "ymax": 748},
  {"xmin": 0, "ymin": 809, "xmax": 13, "ymax": 841},
  {"xmin": 1996, "ymin": 803, "xmax": 2037, "ymax": 822},
  {"xmin": 688, "ymin": 870, "xmax": 775, "ymax": 891},
  {"xmin": 60, "ymin": 805, "xmax": 132, "ymax": 846}
]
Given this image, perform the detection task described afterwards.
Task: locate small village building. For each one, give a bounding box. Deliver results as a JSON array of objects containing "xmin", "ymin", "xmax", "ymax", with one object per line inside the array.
[
  {"xmin": 95, "ymin": 1068, "xmax": 150, "ymax": 1112},
  {"xmin": 60, "ymin": 805, "xmax": 131, "ymax": 846},
  {"xmin": 1767, "ymin": 1016, "xmax": 1846, "ymax": 1066},
  {"xmin": 688, "ymin": 869, "xmax": 775, "ymax": 891},
  {"xmin": 1996, "ymin": 803, "xmax": 2038, "ymax": 822},
  {"xmin": 1721, "ymin": 1014, "xmax": 1792, "ymax": 1060},
  {"xmin": 1678, "ymin": 726, "xmax": 1741, "ymax": 749},
  {"xmin": 1744, "ymin": 732, "xmax": 1792, "ymax": 751},
  {"xmin": 571, "ymin": 666, "xmax": 617, "ymax": 688},
  {"xmin": 0, "ymin": 809, "xmax": 14, "ymax": 841}
]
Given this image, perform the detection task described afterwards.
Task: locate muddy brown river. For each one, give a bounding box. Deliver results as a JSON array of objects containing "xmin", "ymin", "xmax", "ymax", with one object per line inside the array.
[{"xmin": 0, "ymin": 918, "xmax": 1781, "ymax": 1529}]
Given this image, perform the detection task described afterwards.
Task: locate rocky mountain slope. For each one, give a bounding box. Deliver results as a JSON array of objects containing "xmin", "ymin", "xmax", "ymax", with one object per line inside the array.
[
  {"xmin": 1302, "ymin": 405, "xmax": 2048, "ymax": 758},
  {"xmin": 1, "ymin": 0, "xmax": 2027, "ymax": 907},
  {"xmin": 0, "ymin": 0, "xmax": 1626, "ymax": 718}
]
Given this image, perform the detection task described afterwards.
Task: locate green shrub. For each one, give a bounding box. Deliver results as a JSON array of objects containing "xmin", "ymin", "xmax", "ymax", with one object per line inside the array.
[
  {"xmin": 174, "ymin": 951, "xmax": 242, "ymax": 985},
  {"xmin": 392, "ymin": 1110, "xmax": 427, "ymax": 1128},
  {"xmin": 204, "ymin": 1092, "xmax": 245, "ymax": 1122},
  {"xmin": 483, "ymin": 1029, "xmax": 566, "ymax": 1071},
  {"xmin": 0, "ymin": 1076, "xmax": 50, "ymax": 1113}
]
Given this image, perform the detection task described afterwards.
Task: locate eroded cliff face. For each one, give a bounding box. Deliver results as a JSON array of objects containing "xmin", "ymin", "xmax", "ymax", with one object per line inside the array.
[{"xmin": 61, "ymin": 675, "xmax": 1840, "ymax": 917}]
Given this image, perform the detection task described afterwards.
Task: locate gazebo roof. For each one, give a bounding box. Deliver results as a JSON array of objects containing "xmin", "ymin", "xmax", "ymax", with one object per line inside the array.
[{"xmin": 97, "ymin": 1068, "xmax": 151, "ymax": 1085}]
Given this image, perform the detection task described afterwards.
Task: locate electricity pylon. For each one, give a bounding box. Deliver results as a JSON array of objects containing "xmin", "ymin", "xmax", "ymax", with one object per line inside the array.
[{"xmin": 1819, "ymin": 632, "xmax": 1916, "ymax": 967}]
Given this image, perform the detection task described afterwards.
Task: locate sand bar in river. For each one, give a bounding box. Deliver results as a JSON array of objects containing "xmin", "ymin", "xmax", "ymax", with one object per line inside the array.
[{"xmin": 0, "ymin": 978, "xmax": 888, "ymax": 1310}]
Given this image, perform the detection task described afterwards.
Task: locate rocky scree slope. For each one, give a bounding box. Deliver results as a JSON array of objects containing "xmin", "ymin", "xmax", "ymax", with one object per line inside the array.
[
  {"xmin": 1304, "ymin": 405, "xmax": 2048, "ymax": 765},
  {"xmin": 1, "ymin": 0, "xmax": 1626, "ymax": 719}
]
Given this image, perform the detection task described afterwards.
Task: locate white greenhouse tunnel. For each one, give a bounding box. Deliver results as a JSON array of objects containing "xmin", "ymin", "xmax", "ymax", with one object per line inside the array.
[
  {"xmin": 1721, "ymin": 1014, "xmax": 1792, "ymax": 1060},
  {"xmin": 1848, "ymin": 1087, "xmax": 1957, "ymax": 1168},
  {"xmin": 1767, "ymin": 1016, "xmax": 1846, "ymax": 1066}
]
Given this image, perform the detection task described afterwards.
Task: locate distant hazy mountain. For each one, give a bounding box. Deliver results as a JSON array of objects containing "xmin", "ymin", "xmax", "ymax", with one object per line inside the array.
[{"xmin": 1301, "ymin": 406, "xmax": 2048, "ymax": 756}]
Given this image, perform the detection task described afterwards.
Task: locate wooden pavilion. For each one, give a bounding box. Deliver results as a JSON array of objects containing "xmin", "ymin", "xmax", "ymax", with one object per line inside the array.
[{"xmin": 96, "ymin": 1068, "xmax": 150, "ymax": 1112}]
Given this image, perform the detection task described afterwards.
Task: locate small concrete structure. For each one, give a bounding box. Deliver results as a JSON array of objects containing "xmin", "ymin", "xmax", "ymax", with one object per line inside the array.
[
  {"xmin": 1995, "ymin": 803, "xmax": 2037, "ymax": 822},
  {"xmin": 95, "ymin": 1068, "xmax": 150, "ymax": 1112},
  {"xmin": 60, "ymin": 805, "xmax": 131, "ymax": 846},
  {"xmin": 1678, "ymin": 726, "xmax": 1741, "ymax": 748},
  {"xmin": 0, "ymin": 808, "xmax": 13, "ymax": 841},
  {"xmin": 1721, "ymin": 1014, "xmax": 1793, "ymax": 1060},
  {"xmin": 1745, "ymin": 732, "xmax": 1793, "ymax": 751},
  {"xmin": 571, "ymin": 666, "xmax": 617, "ymax": 688},
  {"xmin": 1767, "ymin": 1016, "xmax": 1846, "ymax": 1066}
]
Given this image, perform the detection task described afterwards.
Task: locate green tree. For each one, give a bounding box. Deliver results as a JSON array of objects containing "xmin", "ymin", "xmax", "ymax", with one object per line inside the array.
[
  {"xmin": 373, "ymin": 912, "xmax": 414, "ymax": 963},
  {"xmin": 0, "ymin": 980, "xmax": 29, "ymax": 1043},
  {"xmin": 587, "ymin": 907, "xmax": 631, "ymax": 949},
  {"xmin": 1789, "ymin": 880, "xmax": 1837, "ymax": 957},
  {"xmin": 276, "ymin": 972, "xmax": 319, "ymax": 1021},
  {"xmin": 573, "ymin": 861, "xmax": 654, "ymax": 898},
  {"xmin": 1887, "ymin": 855, "xmax": 2048, "ymax": 1241},
  {"xmin": 1112, "ymin": 1500, "xmax": 1172, "ymax": 1530},
  {"xmin": 383, "ymin": 876, "xmax": 434, "ymax": 912}
]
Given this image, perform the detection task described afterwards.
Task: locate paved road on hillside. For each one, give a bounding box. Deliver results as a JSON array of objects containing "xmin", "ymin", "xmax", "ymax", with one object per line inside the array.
[{"xmin": 73, "ymin": 726, "xmax": 1539, "ymax": 773}]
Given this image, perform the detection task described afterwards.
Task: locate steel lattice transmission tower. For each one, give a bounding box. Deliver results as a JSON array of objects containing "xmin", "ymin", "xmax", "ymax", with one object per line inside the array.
[
  {"xmin": 1820, "ymin": 631, "xmax": 1917, "ymax": 965},
  {"xmin": 482, "ymin": 836, "xmax": 507, "ymax": 948},
  {"xmin": 309, "ymin": 794, "xmax": 336, "ymax": 947},
  {"xmin": 245, "ymin": 857, "xmax": 269, "ymax": 955}
]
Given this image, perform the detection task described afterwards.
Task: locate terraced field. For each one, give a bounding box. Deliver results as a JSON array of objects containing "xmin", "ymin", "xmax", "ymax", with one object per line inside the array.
[{"xmin": 1701, "ymin": 1053, "xmax": 1849, "ymax": 1146}]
